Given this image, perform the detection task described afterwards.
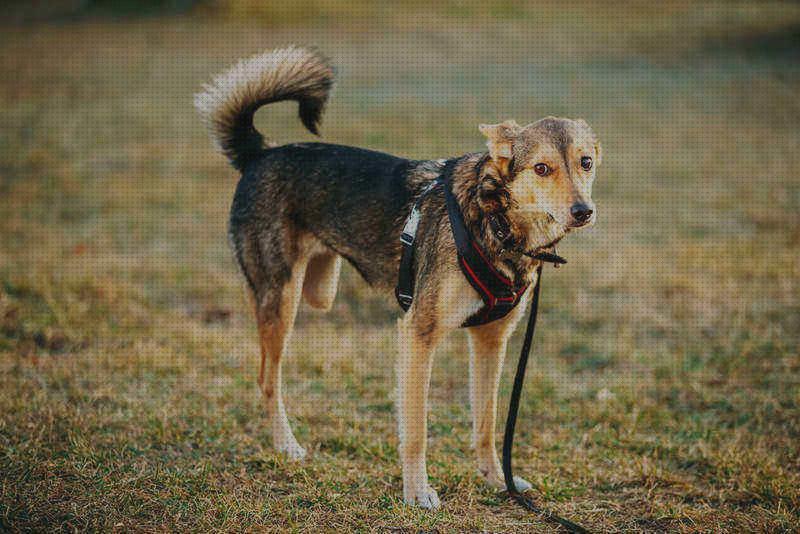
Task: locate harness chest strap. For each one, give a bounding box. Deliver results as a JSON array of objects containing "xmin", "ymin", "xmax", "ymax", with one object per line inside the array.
[
  {"xmin": 441, "ymin": 167, "xmax": 530, "ymax": 327},
  {"xmin": 395, "ymin": 158, "xmax": 564, "ymax": 327}
]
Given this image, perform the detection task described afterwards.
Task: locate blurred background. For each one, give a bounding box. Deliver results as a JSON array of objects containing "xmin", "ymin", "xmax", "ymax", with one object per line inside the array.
[{"xmin": 1, "ymin": 1, "xmax": 799, "ymax": 531}]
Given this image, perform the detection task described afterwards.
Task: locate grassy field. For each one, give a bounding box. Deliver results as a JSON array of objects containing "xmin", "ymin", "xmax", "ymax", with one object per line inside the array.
[{"xmin": 1, "ymin": 1, "xmax": 799, "ymax": 531}]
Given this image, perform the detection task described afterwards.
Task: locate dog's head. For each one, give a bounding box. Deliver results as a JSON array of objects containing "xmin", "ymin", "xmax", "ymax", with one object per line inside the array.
[{"xmin": 479, "ymin": 117, "xmax": 601, "ymax": 245}]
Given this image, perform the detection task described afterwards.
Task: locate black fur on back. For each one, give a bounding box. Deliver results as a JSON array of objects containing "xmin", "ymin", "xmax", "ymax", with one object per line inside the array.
[{"xmin": 229, "ymin": 143, "xmax": 442, "ymax": 292}]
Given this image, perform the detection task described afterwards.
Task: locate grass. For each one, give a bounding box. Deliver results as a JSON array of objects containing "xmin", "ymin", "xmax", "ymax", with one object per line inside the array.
[{"xmin": 1, "ymin": 1, "xmax": 799, "ymax": 531}]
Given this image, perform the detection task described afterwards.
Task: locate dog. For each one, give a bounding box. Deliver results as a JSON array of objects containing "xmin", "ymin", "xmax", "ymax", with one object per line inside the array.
[{"xmin": 195, "ymin": 47, "xmax": 601, "ymax": 509}]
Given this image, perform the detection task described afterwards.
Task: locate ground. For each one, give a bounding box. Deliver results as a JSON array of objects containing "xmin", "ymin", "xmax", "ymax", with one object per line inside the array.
[{"xmin": 1, "ymin": 1, "xmax": 799, "ymax": 531}]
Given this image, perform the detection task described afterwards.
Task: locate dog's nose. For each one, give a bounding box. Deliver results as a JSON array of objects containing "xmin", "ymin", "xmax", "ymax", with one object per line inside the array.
[{"xmin": 570, "ymin": 203, "xmax": 593, "ymax": 224}]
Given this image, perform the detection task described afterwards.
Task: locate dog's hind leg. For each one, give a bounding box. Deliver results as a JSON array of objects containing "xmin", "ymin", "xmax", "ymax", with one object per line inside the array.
[
  {"xmin": 302, "ymin": 250, "xmax": 341, "ymax": 311},
  {"xmin": 255, "ymin": 252, "xmax": 309, "ymax": 459},
  {"xmin": 467, "ymin": 312, "xmax": 532, "ymax": 491},
  {"xmin": 236, "ymin": 226, "xmax": 314, "ymax": 460}
]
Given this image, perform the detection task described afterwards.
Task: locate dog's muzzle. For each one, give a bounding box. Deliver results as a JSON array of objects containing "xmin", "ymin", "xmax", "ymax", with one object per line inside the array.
[{"xmin": 568, "ymin": 203, "xmax": 594, "ymax": 228}]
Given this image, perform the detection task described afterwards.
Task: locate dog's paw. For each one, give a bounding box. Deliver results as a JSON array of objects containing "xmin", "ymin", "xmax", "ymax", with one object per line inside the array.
[
  {"xmin": 404, "ymin": 486, "xmax": 441, "ymax": 509},
  {"xmin": 509, "ymin": 475, "xmax": 532, "ymax": 492},
  {"xmin": 479, "ymin": 468, "xmax": 532, "ymax": 492},
  {"xmin": 276, "ymin": 440, "xmax": 307, "ymax": 460}
]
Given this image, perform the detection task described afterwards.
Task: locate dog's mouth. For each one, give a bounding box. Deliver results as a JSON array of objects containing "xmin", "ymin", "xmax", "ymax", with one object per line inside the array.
[
  {"xmin": 517, "ymin": 211, "xmax": 567, "ymax": 249},
  {"xmin": 515, "ymin": 207, "xmax": 593, "ymax": 250},
  {"xmin": 567, "ymin": 213, "xmax": 597, "ymax": 230},
  {"xmin": 546, "ymin": 212, "xmax": 576, "ymax": 231}
]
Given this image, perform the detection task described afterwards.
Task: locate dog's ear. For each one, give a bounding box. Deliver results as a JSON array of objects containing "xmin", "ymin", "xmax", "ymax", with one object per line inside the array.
[{"xmin": 479, "ymin": 120, "xmax": 520, "ymax": 177}]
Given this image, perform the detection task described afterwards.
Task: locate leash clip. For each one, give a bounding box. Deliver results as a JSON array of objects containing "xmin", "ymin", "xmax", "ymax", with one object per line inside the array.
[
  {"xmin": 552, "ymin": 247, "xmax": 562, "ymax": 269},
  {"xmin": 528, "ymin": 250, "xmax": 567, "ymax": 265}
]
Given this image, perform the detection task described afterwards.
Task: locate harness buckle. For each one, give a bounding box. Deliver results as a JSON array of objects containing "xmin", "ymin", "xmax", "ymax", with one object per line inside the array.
[
  {"xmin": 397, "ymin": 292, "xmax": 413, "ymax": 306},
  {"xmin": 400, "ymin": 208, "xmax": 421, "ymax": 244}
]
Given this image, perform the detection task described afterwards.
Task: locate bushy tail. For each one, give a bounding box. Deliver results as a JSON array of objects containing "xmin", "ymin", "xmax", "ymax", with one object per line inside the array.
[{"xmin": 194, "ymin": 46, "xmax": 334, "ymax": 171}]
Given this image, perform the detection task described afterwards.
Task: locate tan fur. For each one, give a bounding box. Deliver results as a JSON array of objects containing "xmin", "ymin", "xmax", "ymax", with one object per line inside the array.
[
  {"xmin": 478, "ymin": 120, "xmax": 520, "ymax": 177},
  {"xmin": 254, "ymin": 234, "xmax": 333, "ymax": 459},
  {"xmin": 504, "ymin": 118, "xmax": 599, "ymax": 228},
  {"xmin": 302, "ymin": 251, "xmax": 341, "ymax": 311},
  {"xmin": 396, "ymin": 313, "xmax": 442, "ymax": 507}
]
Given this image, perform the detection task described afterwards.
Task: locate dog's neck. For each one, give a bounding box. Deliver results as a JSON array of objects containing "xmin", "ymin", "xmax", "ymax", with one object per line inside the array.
[{"xmin": 449, "ymin": 154, "xmax": 564, "ymax": 284}]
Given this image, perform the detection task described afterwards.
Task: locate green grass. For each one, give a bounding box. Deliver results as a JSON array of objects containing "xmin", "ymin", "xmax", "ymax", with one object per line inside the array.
[{"xmin": 1, "ymin": 1, "xmax": 800, "ymax": 531}]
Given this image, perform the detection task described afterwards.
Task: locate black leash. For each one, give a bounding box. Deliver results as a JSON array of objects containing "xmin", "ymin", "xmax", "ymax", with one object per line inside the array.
[{"xmin": 502, "ymin": 262, "xmax": 590, "ymax": 534}]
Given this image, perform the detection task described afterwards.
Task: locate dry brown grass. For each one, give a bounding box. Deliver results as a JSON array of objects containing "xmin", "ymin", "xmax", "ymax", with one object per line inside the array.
[{"xmin": 1, "ymin": 2, "xmax": 799, "ymax": 531}]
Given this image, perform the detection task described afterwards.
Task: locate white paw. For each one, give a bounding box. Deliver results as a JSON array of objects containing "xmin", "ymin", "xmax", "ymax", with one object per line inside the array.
[
  {"xmin": 276, "ymin": 439, "xmax": 307, "ymax": 460},
  {"xmin": 480, "ymin": 468, "xmax": 532, "ymax": 492},
  {"xmin": 509, "ymin": 475, "xmax": 532, "ymax": 492},
  {"xmin": 404, "ymin": 486, "xmax": 441, "ymax": 509}
]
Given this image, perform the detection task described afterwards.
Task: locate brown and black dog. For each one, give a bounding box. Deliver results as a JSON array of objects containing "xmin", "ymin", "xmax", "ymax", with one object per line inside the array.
[{"xmin": 196, "ymin": 47, "xmax": 601, "ymax": 508}]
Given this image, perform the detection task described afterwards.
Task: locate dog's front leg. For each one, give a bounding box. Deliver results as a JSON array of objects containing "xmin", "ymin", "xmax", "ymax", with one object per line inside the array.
[
  {"xmin": 396, "ymin": 313, "xmax": 441, "ymax": 509},
  {"xmin": 467, "ymin": 314, "xmax": 532, "ymax": 492}
]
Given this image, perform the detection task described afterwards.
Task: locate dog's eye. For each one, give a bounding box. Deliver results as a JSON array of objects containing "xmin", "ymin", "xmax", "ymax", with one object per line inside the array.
[
  {"xmin": 533, "ymin": 163, "xmax": 550, "ymax": 176},
  {"xmin": 581, "ymin": 156, "xmax": 593, "ymax": 171}
]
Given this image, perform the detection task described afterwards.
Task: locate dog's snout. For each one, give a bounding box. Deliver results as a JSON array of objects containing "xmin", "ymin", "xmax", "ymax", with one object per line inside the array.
[{"xmin": 570, "ymin": 203, "xmax": 593, "ymax": 224}]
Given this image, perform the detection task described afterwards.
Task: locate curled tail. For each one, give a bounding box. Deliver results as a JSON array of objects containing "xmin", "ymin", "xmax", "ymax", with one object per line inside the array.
[{"xmin": 194, "ymin": 46, "xmax": 334, "ymax": 171}]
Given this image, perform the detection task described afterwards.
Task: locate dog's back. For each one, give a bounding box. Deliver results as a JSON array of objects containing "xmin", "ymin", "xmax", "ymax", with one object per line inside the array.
[{"xmin": 230, "ymin": 141, "xmax": 420, "ymax": 288}]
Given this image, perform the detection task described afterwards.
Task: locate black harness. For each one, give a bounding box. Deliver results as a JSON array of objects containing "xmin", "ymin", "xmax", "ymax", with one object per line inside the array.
[{"xmin": 395, "ymin": 158, "xmax": 564, "ymax": 325}]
